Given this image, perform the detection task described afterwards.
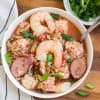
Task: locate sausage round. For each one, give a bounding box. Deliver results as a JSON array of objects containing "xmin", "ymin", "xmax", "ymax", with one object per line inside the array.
[
  {"xmin": 11, "ymin": 56, "xmax": 33, "ymax": 78},
  {"xmin": 70, "ymin": 57, "xmax": 87, "ymax": 79}
]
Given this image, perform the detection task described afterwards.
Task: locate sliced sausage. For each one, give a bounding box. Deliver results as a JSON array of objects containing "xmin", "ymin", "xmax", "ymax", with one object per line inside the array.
[
  {"xmin": 11, "ymin": 56, "xmax": 33, "ymax": 78},
  {"xmin": 70, "ymin": 57, "xmax": 87, "ymax": 79},
  {"xmin": 21, "ymin": 74, "xmax": 38, "ymax": 90}
]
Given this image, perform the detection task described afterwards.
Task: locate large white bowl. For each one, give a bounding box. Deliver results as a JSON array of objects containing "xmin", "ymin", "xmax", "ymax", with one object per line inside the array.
[
  {"xmin": 63, "ymin": 0, "xmax": 96, "ymax": 25},
  {"xmin": 1, "ymin": 7, "xmax": 93, "ymax": 98}
]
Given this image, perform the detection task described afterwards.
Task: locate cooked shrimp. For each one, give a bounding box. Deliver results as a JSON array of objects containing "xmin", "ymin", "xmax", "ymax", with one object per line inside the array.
[
  {"xmin": 21, "ymin": 74, "xmax": 38, "ymax": 90},
  {"xmin": 55, "ymin": 19, "xmax": 68, "ymax": 34},
  {"xmin": 16, "ymin": 21, "xmax": 30, "ymax": 35},
  {"xmin": 55, "ymin": 82, "xmax": 71, "ymax": 93},
  {"xmin": 7, "ymin": 38, "xmax": 32, "ymax": 57},
  {"xmin": 38, "ymin": 77, "xmax": 55, "ymax": 92},
  {"xmin": 65, "ymin": 41, "xmax": 84, "ymax": 58},
  {"xmin": 36, "ymin": 40, "xmax": 63, "ymax": 68},
  {"xmin": 30, "ymin": 11, "xmax": 55, "ymax": 36},
  {"xmin": 39, "ymin": 62, "xmax": 46, "ymax": 74}
]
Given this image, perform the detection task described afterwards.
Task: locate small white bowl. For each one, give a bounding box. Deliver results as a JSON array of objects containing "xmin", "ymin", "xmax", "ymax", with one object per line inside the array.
[
  {"xmin": 1, "ymin": 7, "xmax": 93, "ymax": 98},
  {"xmin": 63, "ymin": 0, "xmax": 96, "ymax": 25}
]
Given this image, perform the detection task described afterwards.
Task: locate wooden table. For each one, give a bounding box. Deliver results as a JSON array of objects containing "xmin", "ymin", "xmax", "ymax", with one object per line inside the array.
[{"xmin": 16, "ymin": 0, "xmax": 100, "ymax": 100}]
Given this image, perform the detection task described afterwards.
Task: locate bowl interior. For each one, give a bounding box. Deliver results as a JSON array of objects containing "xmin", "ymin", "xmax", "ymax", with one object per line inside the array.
[{"xmin": 1, "ymin": 7, "xmax": 93, "ymax": 98}]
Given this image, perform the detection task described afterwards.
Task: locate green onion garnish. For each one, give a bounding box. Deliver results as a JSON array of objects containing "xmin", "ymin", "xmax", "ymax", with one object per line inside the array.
[
  {"xmin": 76, "ymin": 89, "xmax": 89, "ymax": 97},
  {"xmin": 53, "ymin": 72, "xmax": 64, "ymax": 78},
  {"xmin": 85, "ymin": 83, "xmax": 95, "ymax": 89},
  {"xmin": 41, "ymin": 73, "xmax": 49, "ymax": 81},
  {"xmin": 50, "ymin": 13, "xmax": 60, "ymax": 20},
  {"xmin": 67, "ymin": 56, "xmax": 74, "ymax": 65},
  {"xmin": 22, "ymin": 31, "xmax": 35, "ymax": 40},
  {"xmin": 5, "ymin": 52, "xmax": 13, "ymax": 64},
  {"xmin": 47, "ymin": 54, "xmax": 54, "ymax": 66},
  {"xmin": 62, "ymin": 34, "xmax": 73, "ymax": 41}
]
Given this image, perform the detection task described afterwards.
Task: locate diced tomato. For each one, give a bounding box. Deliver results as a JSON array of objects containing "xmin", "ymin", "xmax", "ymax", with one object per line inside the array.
[{"xmin": 37, "ymin": 34, "xmax": 47, "ymax": 41}]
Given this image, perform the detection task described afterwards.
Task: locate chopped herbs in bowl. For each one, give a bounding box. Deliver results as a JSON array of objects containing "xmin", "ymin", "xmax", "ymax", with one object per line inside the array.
[{"xmin": 63, "ymin": 0, "xmax": 100, "ymax": 25}]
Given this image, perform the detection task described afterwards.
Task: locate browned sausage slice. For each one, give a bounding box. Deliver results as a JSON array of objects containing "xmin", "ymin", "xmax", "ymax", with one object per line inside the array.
[
  {"xmin": 70, "ymin": 57, "xmax": 87, "ymax": 79},
  {"xmin": 11, "ymin": 56, "xmax": 33, "ymax": 78}
]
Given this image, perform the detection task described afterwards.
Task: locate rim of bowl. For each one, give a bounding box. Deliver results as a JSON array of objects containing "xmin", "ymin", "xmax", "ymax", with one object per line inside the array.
[
  {"xmin": 63, "ymin": 0, "xmax": 96, "ymax": 25},
  {"xmin": 1, "ymin": 7, "xmax": 93, "ymax": 98}
]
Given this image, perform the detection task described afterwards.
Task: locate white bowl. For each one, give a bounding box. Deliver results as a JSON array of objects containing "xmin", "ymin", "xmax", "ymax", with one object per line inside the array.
[
  {"xmin": 63, "ymin": 0, "xmax": 96, "ymax": 25},
  {"xmin": 1, "ymin": 7, "xmax": 93, "ymax": 98}
]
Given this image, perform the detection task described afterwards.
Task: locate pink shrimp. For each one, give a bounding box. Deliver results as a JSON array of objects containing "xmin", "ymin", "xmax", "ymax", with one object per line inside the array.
[
  {"xmin": 55, "ymin": 19, "xmax": 68, "ymax": 34},
  {"xmin": 30, "ymin": 11, "xmax": 55, "ymax": 36},
  {"xmin": 55, "ymin": 82, "xmax": 71, "ymax": 93},
  {"xmin": 39, "ymin": 62, "xmax": 46, "ymax": 74},
  {"xmin": 36, "ymin": 40, "xmax": 63, "ymax": 68},
  {"xmin": 21, "ymin": 74, "xmax": 38, "ymax": 90}
]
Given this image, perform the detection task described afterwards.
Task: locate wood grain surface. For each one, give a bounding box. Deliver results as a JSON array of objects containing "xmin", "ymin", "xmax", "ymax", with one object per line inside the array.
[{"xmin": 16, "ymin": 0, "xmax": 100, "ymax": 100}]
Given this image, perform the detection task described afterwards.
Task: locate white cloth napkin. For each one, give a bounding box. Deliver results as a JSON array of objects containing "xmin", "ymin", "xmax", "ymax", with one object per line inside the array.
[
  {"xmin": 0, "ymin": 0, "xmax": 34, "ymax": 100},
  {"xmin": 0, "ymin": 0, "xmax": 18, "ymax": 45}
]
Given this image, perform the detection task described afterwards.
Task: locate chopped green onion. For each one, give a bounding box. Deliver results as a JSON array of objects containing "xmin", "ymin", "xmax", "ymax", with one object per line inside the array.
[
  {"xmin": 47, "ymin": 54, "xmax": 54, "ymax": 66},
  {"xmin": 47, "ymin": 54, "xmax": 53, "ymax": 62},
  {"xmin": 22, "ymin": 31, "xmax": 35, "ymax": 40},
  {"xmin": 67, "ymin": 57, "xmax": 73, "ymax": 65},
  {"xmin": 85, "ymin": 83, "xmax": 95, "ymax": 89},
  {"xmin": 62, "ymin": 34, "xmax": 73, "ymax": 41},
  {"xmin": 76, "ymin": 89, "xmax": 89, "ymax": 97},
  {"xmin": 5, "ymin": 52, "xmax": 13, "ymax": 64},
  {"xmin": 53, "ymin": 72, "xmax": 64, "ymax": 78},
  {"xmin": 50, "ymin": 13, "xmax": 60, "ymax": 20},
  {"xmin": 41, "ymin": 73, "xmax": 49, "ymax": 81},
  {"xmin": 47, "ymin": 62, "xmax": 53, "ymax": 66}
]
